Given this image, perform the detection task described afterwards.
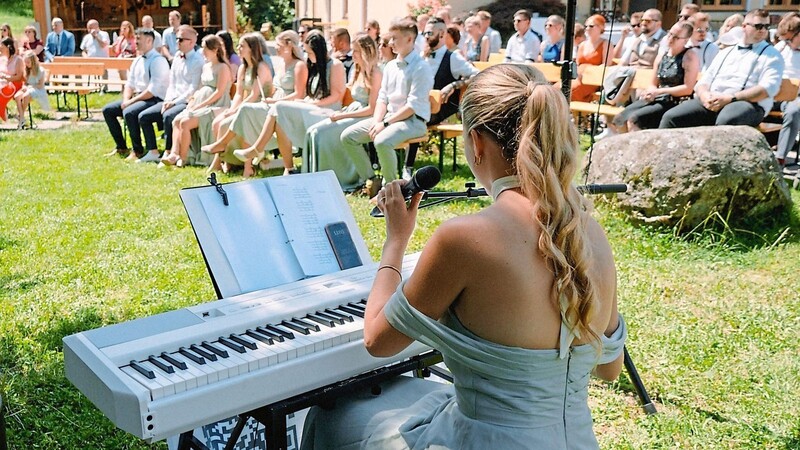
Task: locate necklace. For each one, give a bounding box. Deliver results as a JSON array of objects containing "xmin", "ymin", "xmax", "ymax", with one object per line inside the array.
[{"xmin": 490, "ymin": 175, "xmax": 520, "ymax": 201}]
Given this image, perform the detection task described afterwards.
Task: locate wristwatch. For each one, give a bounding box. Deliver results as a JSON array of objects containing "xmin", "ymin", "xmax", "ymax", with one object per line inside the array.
[
  {"xmin": 382, "ymin": 119, "xmax": 389, "ymax": 127},
  {"xmin": 731, "ymin": 93, "xmax": 739, "ymax": 102}
]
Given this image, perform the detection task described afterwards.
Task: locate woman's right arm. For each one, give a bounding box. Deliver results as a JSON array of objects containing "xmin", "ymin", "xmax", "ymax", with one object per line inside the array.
[{"xmin": 479, "ymin": 36, "xmax": 490, "ymax": 62}]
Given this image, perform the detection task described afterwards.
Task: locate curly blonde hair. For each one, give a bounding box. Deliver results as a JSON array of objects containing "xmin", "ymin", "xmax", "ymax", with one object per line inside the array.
[{"xmin": 461, "ymin": 64, "xmax": 599, "ymax": 346}]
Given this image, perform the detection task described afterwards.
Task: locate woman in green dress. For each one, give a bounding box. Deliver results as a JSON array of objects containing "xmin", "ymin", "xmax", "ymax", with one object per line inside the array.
[
  {"xmin": 304, "ymin": 34, "xmax": 382, "ymax": 190},
  {"xmin": 200, "ymin": 33, "xmax": 273, "ymax": 173},
  {"xmin": 162, "ymin": 34, "xmax": 232, "ymax": 167}
]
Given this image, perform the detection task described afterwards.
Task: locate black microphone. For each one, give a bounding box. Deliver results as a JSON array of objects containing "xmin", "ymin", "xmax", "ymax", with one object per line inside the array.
[{"xmin": 370, "ymin": 165, "xmax": 441, "ymax": 217}]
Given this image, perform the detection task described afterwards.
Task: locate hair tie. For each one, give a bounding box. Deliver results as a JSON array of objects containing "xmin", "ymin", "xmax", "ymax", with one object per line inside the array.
[{"xmin": 525, "ymin": 80, "xmax": 548, "ymax": 97}]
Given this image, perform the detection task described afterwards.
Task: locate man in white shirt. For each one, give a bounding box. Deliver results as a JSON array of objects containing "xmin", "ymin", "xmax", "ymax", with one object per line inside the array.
[
  {"xmin": 477, "ymin": 10, "xmax": 502, "ymax": 54},
  {"xmin": 102, "ymin": 29, "xmax": 170, "ymax": 159},
  {"xmin": 661, "ymin": 9, "xmax": 784, "ymax": 129},
  {"xmin": 341, "ymin": 18, "xmax": 434, "ymax": 185},
  {"xmin": 141, "ymin": 15, "xmax": 163, "ymax": 50},
  {"xmin": 622, "ymin": 9, "xmax": 667, "ymax": 69},
  {"xmin": 613, "ymin": 12, "xmax": 643, "ymax": 61},
  {"xmin": 161, "ymin": 10, "xmax": 181, "ymax": 61},
  {"xmin": 688, "ymin": 13, "xmax": 719, "ymax": 72},
  {"xmin": 330, "ymin": 28, "xmax": 355, "ymax": 82},
  {"xmin": 504, "ymin": 10, "xmax": 540, "ymax": 63},
  {"xmin": 80, "ymin": 19, "xmax": 110, "ymax": 57},
  {"xmin": 773, "ymin": 14, "xmax": 800, "ymax": 167},
  {"xmin": 139, "ymin": 26, "xmax": 203, "ymax": 163}
]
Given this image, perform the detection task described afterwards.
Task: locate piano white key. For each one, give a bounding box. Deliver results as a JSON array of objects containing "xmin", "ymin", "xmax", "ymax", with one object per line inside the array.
[{"xmin": 165, "ymin": 352, "xmax": 207, "ymax": 389}]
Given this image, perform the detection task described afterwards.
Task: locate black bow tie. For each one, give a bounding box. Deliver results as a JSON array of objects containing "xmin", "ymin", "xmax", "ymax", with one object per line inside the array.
[{"xmin": 738, "ymin": 44, "xmax": 753, "ymax": 50}]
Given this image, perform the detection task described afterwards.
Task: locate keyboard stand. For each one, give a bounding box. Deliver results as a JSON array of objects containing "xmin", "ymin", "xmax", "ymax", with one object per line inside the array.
[{"xmin": 175, "ymin": 351, "xmax": 443, "ymax": 450}]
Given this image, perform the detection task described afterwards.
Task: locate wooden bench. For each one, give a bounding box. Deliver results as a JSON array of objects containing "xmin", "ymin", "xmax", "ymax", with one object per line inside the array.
[
  {"xmin": 43, "ymin": 62, "xmax": 104, "ymax": 119},
  {"xmin": 54, "ymin": 56, "xmax": 133, "ymax": 91},
  {"xmin": 757, "ymin": 78, "xmax": 800, "ymax": 134},
  {"xmin": 569, "ymin": 66, "xmax": 654, "ymax": 131}
]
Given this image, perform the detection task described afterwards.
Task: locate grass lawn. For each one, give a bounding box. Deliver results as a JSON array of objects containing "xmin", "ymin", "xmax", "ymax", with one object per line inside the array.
[
  {"xmin": 1, "ymin": 6, "xmax": 800, "ymax": 445},
  {"xmin": 1, "ymin": 122, "xmax": 799, "ymax": 449}
]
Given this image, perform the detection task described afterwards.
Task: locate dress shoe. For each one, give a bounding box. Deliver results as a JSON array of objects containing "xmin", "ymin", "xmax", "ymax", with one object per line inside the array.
[
  {"xmin": 594, "ymin": 128, "xmax": 616, "ymax": 141},
  {"xmin": 136, "ymin": 151, "xmax": 161, "ymax": 163},
  {"xmin": 105, "ymin": 148, "xmax": 129, "ymax": 157},
  {"xmin": 233, "ymin": 147, "xmax": 263, "ymax": 163}
]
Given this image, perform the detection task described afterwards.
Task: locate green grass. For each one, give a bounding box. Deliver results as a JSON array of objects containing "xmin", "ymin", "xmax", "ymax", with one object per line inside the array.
[{"xmin": 1, "ymin": 123, "xmax": 800, "ymax": 449}]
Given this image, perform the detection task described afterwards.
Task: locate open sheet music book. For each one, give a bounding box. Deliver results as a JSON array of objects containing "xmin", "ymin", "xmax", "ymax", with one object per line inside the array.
[{"xmin": 180, "ymin": 171, "xmax": 372, "ymax": 299}]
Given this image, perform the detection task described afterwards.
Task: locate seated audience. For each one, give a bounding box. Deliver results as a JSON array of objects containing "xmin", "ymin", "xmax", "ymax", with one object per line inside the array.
[
  {"xmin": 44, "ymin": 17, "xmax": 75, "ymax": 61},
  {"xmin": 464, "ymin": 16, "xmax": 489, "ymax": 63},
  {"xmin": 101, "ymin": 29, "xmax": 170, "ymax": 159},
  {"xmin": 166, "ymin": 35, "xmax": 232, "ymax": 168},
  {"xmin": 304, "ymin": 34, "xmax": 382, "ymax": 189},
  {"xmin": 14, "ymin": 51, "xmax": 50, "ymax": 128},
  {"xmin": 137, "ymin": 25, "xmax": 203, "ymax": 164},
  {"xmin": 772, "ymin": 13, "xmax": 800, "ymax": 167},
  {"xmin": 330, "ymin": 28, "xmax": 354, "ymax": 81},
  {"xmin": 110, "ymin": 21, "xmax": 136, "ymax": 81},
  {"xmin": 141, "ymin": 16, "xmax": 162, "ymax": 50},
  {"xmin": 299, "ymin": 63, "xmax": 626, "ymax": 450},
  {"xmin": 444, "ymin": 25, "xmax": 461, "ymax": 56},
  {"xmin": 572, "ymin": 24, "xmax": 586, "ymax": 57},
  {"xmin": 217, "ymin": 31, "xmax": 241, "ymax": 77},
  {"xmin": 612, "ymin": 12, "xmax": 643, "ymax": 61},
  {"xmin": 80, "ymin": 19, "xmax": 110, "ymax": 57},
  {"xmin": 365, "ymin": 19, "xmax": 381, "ymax": 46},
  {"xmin": 161, "ymin": 10, "xmax": 181, "ymax": 61},
  {"xmin": 678, "ymin": 3, "xmax": 700, "ymax": 22},
  {"xmin": 477, "ymin": 10, "xmax": 501, "ymax": 54},
  {"xmin": 192, "ymin": 30, "xmax": 307, "ymax": 174},
  {"xmin": 571, "ymin": 14, "xmax": 610, "ymax": 102},
  {"xmin": 22, "ymin": 26, "xmax": 44, "ymax": 62},
  {"xmin": 660, "ymin": 9, "xmax": 783, "ymax": 129},
  {"xmin": 339, "ymin": 18, "xmax": 433, "ymax": 186},
  {"xmin": 199, "ymin": 33, "xmax": 273, "ymax": 173},
  {"xmin": 688, "ymin": 13, "xmax": 719, "ymax": 72},
  {"xmin": 229, "ymin": 29, "xmax": 345, "ymax": 176},
  {"xmin": 0, "ymin": 38, "xmax": 24, "ymax": 122},
  {"xmin": 539, "ymin": 15, "xmax": 566, "ymax": 62},
  {"xmin": 621, "ymin": 9, "xmax": 667, "ymax": 68},
  {"xmin": 379, "ymin": 32, "xmax": 397, "ymax": 70},
  {"xmin": 505, "ymin": 10, "xmax": 540, "ymax": 63},
  {"xmin": 716, "ymin": 13, "xmax": 744, "ymax": 46},
  {"xmin": 612, "ymin": 21, "xmax": 699, "ymax": 133}
]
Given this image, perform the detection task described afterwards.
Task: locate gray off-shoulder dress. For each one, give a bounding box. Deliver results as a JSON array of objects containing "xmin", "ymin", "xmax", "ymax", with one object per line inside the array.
[{"xmin": 300, "ymin": 281, "xmax": 627, "ymax": 449}]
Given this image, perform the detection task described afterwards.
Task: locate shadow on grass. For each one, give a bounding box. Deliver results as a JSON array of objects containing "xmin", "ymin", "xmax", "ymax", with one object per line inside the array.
[
  {"xmin": 0, "ymin": 274, "xmax": 42, "ymax": 296},
  {"xmin": 783, "ymin": 422, "xmax": 800, "ymax": 450}
]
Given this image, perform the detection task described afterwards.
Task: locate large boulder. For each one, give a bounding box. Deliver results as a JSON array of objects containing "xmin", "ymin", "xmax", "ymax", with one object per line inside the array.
[{"xmin": 584, "ymin": 125, "xmax": 792, "ymax": 230}]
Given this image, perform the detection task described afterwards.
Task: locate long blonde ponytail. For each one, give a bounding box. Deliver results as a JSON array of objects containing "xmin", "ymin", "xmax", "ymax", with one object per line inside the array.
[{"xmin": 461, "ymin": 64, "xmax": 599, "ymax": 345}]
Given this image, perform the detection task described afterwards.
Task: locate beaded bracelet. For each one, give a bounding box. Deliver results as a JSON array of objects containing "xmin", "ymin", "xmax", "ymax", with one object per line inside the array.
[{"xmin": 377, "ymin": 264, "xmax": 402, "ymax": 280}]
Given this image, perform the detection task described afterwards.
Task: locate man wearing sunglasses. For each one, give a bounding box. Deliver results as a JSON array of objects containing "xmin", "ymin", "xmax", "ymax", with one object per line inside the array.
[
  {"xmin": 613, "ymin": 11, "xmax": 643, "ymax": 60},
  {"xmin": 661, "ymin": 9, "xmax": 783, "ymax": 129},
  {"xmin": 504, "ymin": 10, "xmax": 540, "ymax": 63},
  {"xmin": 678, "ymin": 3, "xmax": 700, "ymax": 22},
  {"xmin": 688, "ymin": 13, "xmax": 719, "ymax": 71},
  {"xmin": 771, "ymin": 13, "xmax": 800, "ymax": 168},
  {"xmin": 623, "ymin": 9, "xmax": 666, "ymax": 69}
]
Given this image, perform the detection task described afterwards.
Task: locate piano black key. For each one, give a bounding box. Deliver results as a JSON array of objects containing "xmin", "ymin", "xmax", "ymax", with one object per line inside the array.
[
  {"xmin": 292, "ymin": 317, "xmax": 321, "ymax": 332},
  {"xmin": 339, "ymin": 305, "xmax": 365, "ymax": 318},
  {"xmin": 315, "ymin": 311, "xmax": 344, "ymax": 325},
  {"xmin": 255, "ymin": 326, "xmax": 283, "ymax": 342},
  {"xmin": 280, "ymin": 320, "xmax": 310, "ymax": 335},
  {"xmin": 201, "ymin": 341, "xmax": 229, "ymax": 358},
  {"xmin": 358, "ymin": 298, "xmax": 368, "ymax": 305},
  {"xmin": 265, "ymin": 324, "xmax": 294, "ymax": 340},
  {"xmin": 130, "ymin": 360, "xmax": 155, "ymax": 380},
  {"xmin": 218, "ymin": 336, "xmax": 246, "ymax": 354},
  {"xmin": 229, "ymin": 334, "xmax": 258, "ymax": 350},
  {"xmin": 306, "ymin": 313, "xmax": 335, "ymax": 328},
  {"xmin": 179, "ymin": 346, "xmax": 207, "ymax": 365},
  {"xmin": 148, "ymin": 355, "xmax": 175, "ymax": 374},
  {"xmin": 190, "ymin": 344, "xmax": 218, "ymax": 362},
  {"xmin": 324, "ymin": 308, "xmax": 353, "ymax": 322},
  {"xmin": 161, "ymin": 352, "xmax": 188, "ymax": 370},
  {"xmin": 348, "ymin": 302, "xmax": 367, "ymax": 312},
  {"xmin": 244, "ymin": 330, "xmax": 273, "ymax": 346}
]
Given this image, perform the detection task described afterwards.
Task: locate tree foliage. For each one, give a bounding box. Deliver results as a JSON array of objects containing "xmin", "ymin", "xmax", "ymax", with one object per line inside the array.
[{"xmin": 235, "ymin": 0, "xmax": 295, "ymax": 34}]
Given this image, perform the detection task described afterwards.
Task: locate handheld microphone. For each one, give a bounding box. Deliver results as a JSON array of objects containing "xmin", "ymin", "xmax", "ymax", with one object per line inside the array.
[
  {"xmin": 576, "ymin": 184, "xmax": 628, "ymax": 194},
  {"xmin": 370, "ymin": 165, "xmax": 441, "ymax": 217}
]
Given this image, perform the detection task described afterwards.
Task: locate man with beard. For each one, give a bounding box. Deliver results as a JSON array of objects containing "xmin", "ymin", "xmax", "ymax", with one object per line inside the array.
[
  {"xmin": 622, "ymin": 8, "xmax": 667, "ymax": 69},
  {"xmin": 402, "ymin": 17, "xmax": 479, "ymax": 178}
]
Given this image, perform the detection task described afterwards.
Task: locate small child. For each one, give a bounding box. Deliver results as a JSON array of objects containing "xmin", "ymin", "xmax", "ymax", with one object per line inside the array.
[{"xmin": 14, "ymin": 51, "xmax": 49, "ymax": 128}]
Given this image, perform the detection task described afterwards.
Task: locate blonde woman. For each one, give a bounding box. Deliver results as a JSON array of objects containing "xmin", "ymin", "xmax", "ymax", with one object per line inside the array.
[
  {"xmin": 539, "ymin": 15, "xmax": 566, "ymax": 62},
  {"xmin": 299, "ymin": 63, "xmax": 626, "ymax": 449},
  {"xmin": 230, "ymin": 30, "xmax": 345, "ymax": 176},
  {"xmin": 162, "ymin": 35, "xmax": 232, "ymax": 167},
  {"xmin": 110, "ymin": 21, "xmax": 136, "ymax": 80},
  {"xmin": 197, "ymin": 30, "xmax": 308, "ymax": 176},
  {"xmin": 464, "ymin": 16, "xmax": 489, "ymax": 62},
  {"xmin": 13, "ymin": 51, "xmax": 49, "ymax": 128},
  {"xmin": 200, "ymin": 33, "xmax": 273, "ymax": 173},
  {"xmin": 304, "ymin": 35, "xmax": 382, "ymax": 190}
]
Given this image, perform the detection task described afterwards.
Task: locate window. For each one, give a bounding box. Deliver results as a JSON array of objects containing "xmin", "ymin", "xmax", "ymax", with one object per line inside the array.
[
  {"xmin": 700, "ymin": 0, "xmax": 744, "ymax": 9},
  {"xmin": 161, "ymin": 0, "xmax": 179, "ymax": 8},
  {"xmin": 765, "ymin": 0, "xmax": 800, "ymax": 10}
]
